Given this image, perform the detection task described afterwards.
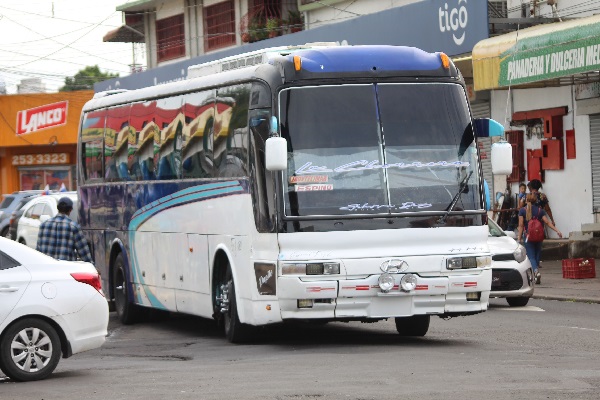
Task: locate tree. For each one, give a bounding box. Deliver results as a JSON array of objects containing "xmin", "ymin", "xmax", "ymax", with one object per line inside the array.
[{"xmin": 59, "ymin": 65, "xmax": 119, "ymax": 92}]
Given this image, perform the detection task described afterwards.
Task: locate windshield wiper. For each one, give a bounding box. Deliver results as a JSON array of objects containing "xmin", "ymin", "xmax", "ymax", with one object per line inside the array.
[{"xmin": 437, "ymin": 171, "xmax": 473, "ymax": 225}]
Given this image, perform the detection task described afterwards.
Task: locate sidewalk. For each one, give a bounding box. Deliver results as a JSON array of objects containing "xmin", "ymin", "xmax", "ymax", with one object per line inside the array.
[{"xmin": 531, "ymin": 259, "xmax": 600, "ymax": 304}]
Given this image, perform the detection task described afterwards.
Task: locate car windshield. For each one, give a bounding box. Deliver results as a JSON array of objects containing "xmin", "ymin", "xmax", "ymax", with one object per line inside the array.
[
  {"xmin": 488, "ymin": 218, "xmax": 506, "ymax": 237},
  {"xmin": 279, "ymin": 83, "xmax": 480, "ymax": 217}
]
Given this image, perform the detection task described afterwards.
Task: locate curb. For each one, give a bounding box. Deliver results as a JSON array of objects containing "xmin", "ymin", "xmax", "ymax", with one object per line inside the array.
[{"xmin": 531, "ymin": 294, "xmax": 600, "ymax": 304}]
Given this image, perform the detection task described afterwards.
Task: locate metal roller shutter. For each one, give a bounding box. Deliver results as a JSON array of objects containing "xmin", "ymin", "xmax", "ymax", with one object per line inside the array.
[
  {"xmin": 471, "ymin": 102, "xmax": 493, "ymax": 198},
  {"xmin": 590, "ymin": 114, "xmax": 600, "ymax": 212}
]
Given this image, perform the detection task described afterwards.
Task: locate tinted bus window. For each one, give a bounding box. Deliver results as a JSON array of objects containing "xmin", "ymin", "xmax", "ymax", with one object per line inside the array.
[
  {"xmin": 134, "ymin": 101, "xmax": 160, "ymax": 181},
  {"xmin": 105, "ymin": 105, "xmax": 131, "ymax": 182},
  {"xmin": 156, "ymin": 96, "xmax": 184, "ymax": 180},
  {"xmin": 182, "ymin": 90, "xmax": 215, "ymax": 179},
  {"xmin": 215, "ymin": 84, "xmax": 250, "ymax": 177},
  {"xmin": 129, "ymin": 101, "xmax": 160, "ymax": 181},
  {"xmin": 81, "ymin": 110, "xmax": 106, "ymax": 182}
]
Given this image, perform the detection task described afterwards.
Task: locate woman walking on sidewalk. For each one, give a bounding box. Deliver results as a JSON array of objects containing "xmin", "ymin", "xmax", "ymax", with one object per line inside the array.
[{"xmin": 517, "ymin": 193, "xmax": 562, "ymax": 284}]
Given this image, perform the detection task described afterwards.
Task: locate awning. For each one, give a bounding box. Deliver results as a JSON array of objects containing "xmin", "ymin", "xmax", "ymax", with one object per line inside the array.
[
  {"xmin": 103, "ymin": 24, "xmax": 144, "ymax": 43},
  {"xmin": 472, "ymin": 14, "xmax": 600, "ymax": 91}
]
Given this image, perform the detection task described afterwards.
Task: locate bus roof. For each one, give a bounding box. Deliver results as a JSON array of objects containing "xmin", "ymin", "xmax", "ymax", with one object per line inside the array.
[{"xmin": 84, "ymin": 45, "xmax": 458, "ymax": 112}]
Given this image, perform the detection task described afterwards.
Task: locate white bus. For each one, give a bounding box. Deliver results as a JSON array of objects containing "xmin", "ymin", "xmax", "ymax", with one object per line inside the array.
[{"xmin": 77, "ymin": 44, "xmax": 511, "ymax": 342}]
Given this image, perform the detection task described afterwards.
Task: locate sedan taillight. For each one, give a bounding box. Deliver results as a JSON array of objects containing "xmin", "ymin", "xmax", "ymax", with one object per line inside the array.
[{"xmin": 70, "ymin": 272, "xmax": 104, "ymax": 297}]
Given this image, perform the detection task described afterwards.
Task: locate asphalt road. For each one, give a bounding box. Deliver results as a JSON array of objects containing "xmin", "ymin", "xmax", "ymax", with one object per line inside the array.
[{"xmin": 2, "ymin": 298, "xmax": 600, "ymax": 400}]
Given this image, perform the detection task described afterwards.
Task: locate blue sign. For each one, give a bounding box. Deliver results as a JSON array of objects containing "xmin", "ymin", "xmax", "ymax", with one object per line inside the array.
[{"xmin": 95, "ymin": 0, "xmax": 488, "ymax": 92}]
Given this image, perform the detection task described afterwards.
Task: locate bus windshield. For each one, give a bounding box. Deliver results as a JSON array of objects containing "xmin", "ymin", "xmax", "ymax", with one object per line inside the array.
[{"xmin": 280, "ymin": 83, "xmax": 481, "ymax": 217}]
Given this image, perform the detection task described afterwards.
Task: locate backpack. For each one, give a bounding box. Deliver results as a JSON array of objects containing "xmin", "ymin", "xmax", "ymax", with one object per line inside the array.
[{"xmin": 527, "ymin": 208, "xmax": 545, "ymax": 242}]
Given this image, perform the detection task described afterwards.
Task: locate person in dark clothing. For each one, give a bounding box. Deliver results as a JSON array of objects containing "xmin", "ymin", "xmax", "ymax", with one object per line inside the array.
[
  {"xmin": 527, "ymin": 179, "xmax": 555, "ymax": 225},
  {"xmin": 36, "ymin": 197, "xmax": 92, "ymax": 263},
  {"xmin": 517, "ymin": 193, "xmax": 562, "ymax": 283}
]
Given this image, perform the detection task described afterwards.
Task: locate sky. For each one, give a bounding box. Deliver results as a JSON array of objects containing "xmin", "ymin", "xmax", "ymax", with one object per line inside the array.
[{"xmin": 0, "ymin": 0, "xmax": 145, "ymax": 94}]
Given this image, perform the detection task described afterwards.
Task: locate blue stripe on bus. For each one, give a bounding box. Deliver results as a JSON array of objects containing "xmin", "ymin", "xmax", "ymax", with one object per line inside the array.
[
  {"xmin": 129, "ymin": 183, "xmax": 244, "ymax": 231},
  {"xmin": 132, "ymin": 180, "xmax": 241, "ymax": 221},
  {"xmin": 127, "ymin": 181, "xmax": 245, "ymax": 307}
]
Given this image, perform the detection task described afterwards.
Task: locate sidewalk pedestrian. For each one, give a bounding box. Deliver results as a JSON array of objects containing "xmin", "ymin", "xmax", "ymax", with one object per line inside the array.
[
  {"xmin": 518, "ymin": 182, "xmax": 527, "ymax": 208},
  {"xmin": 527, "ymin": 179, "xmax": 555, "ymax": 225},
  {"xmin": 517, "ymin": 193, "xmax": 562, "ymax": 283},
  {"xmin": 36, "ymin": 197, "xmax": 93, "ymax": 263}
]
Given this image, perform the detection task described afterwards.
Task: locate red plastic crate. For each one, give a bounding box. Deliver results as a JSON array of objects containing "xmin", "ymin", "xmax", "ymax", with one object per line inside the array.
[{"xmin": 562, "ymin": 258, "xmax": 596, "ymax": 279}]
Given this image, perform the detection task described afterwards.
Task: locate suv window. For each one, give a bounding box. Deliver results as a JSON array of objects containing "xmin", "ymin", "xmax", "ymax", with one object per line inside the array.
[
  {"xmin": 0, "ymin": 196, "xmax": 15, "ymax": 209},
  {"xmin": 41, "ymin": 205, "xmax": 53, "ymax": 217},
  {"xmin": 31, "ymin": 203, "xmax": 45, "ymax": 219}
]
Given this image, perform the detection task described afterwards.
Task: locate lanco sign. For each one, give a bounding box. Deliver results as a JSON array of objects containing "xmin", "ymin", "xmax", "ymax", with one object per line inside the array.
[{"xmin": 16, "ymin": 101, "xmax": 68, "ymax": 135}]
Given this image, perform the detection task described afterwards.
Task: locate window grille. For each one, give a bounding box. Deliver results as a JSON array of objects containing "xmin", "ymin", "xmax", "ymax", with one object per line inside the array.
[
  {"xmin": 156, "ymin": 14, "xmax": 185, "ymax": 62},
  {"xmin": 204, "ymin": 0, "xmax": 236, "ymax": 51}
]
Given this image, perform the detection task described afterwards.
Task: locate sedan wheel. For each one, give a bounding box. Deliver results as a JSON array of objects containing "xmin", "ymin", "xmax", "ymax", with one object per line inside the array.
[
  {"xmin": 507, "ymin": 297, "xmax": 530, "ymax": 307},
  {"xmin": 0, "ymin": 318, "xmax": 61, "ymax": 382}
]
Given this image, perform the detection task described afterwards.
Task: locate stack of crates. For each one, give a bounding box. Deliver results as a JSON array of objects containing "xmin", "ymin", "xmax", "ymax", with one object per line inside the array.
[{"xmin": 562, "ymin": 258, "xmax": 596, "ymax": 279}]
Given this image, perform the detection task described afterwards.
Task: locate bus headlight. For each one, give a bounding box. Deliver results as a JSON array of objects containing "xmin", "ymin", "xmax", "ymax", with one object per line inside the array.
[
  {"xmin": 446, "ymin": 256, "xmax": 491, "ymax": 270},
  {"xmin": 378, "ymin": 273, "xmax": 395, "ymax": 292},
  {"xmin": 281, "ymin": 262, "xmax": 340, "ymax": 275},
  {"xmin": 400, "ymin": 274, "xmax": 418, "ymax": 291}
]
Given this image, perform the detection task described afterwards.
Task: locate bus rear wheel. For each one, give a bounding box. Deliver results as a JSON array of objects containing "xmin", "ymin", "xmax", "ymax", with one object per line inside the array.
[
  {"xmin": 395, "ymin": 315, "xmax": 430, "ymax": 336},
  {"xmin": 223, "ymin": 278, "xmax": 254, "ymax": 343},
  {"xmin": 113, "ymin": 253, "xmax": 140, "ymax": 324}
]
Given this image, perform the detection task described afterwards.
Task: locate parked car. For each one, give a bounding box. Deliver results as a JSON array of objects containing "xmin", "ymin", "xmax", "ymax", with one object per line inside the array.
[
  {"xmin": 488, "ymin": 218, "xmax": 535, "ymax": 307},
  {"xmin": 16, "ymin": 192, "xmax": 78, "ymax": 249},
  {"xmin": 0, "ymin": 191, "xmax": 42, "ymax": 238},
  {"xmin": 0, "ymin": 237, "xmax": 108, "ymax": 381}
]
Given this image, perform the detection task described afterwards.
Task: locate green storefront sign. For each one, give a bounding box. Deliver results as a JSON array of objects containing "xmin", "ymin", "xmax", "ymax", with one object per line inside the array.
[{"xmin": 499, "ymin": 23, "xmax": 600, "ymax": 87}]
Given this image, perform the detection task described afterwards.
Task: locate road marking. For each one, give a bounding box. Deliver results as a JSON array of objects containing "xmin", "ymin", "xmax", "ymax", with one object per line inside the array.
[
  {"xmin": 492, "ymin": 305, "xmax": 545, "ymax": 312},
  {"xmin": 558, "ymin": 326, "xmax": 600, "ymax": 332}
]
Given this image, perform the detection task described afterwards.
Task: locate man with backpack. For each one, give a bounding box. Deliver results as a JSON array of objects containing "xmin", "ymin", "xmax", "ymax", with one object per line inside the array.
[{"xmin": 517, "ymin": 193, "xmax": 562, "ymax": 284}]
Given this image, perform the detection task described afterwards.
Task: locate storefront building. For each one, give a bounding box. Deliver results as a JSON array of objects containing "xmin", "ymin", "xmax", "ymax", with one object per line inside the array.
[
  {"xmin": 0, "ymin": 91, "xmax": 93, "ymax": 194},
  {"xmin": 472, "ymin": 13, "xmax": 600, "ymax": 237}
]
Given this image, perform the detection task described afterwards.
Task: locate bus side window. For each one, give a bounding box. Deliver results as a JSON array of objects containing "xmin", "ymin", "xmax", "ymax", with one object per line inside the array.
[
  {"xmin": 105, "ymin": 105, "xmax": 131, "ymax": 182},
  {"xmin": 82, "ymin": 140, "xmax": 103, "ymax": 181},
  {"xmin": 182, "ymin": 90, "xmax": 215, "ymax": 179},
  {"xmin": 81, "ymin": 110, "xmax": 105, "ymax": 182},
  {"xmin": 157, "ymin": 96, "xmax": 184, "ymax": 180},
  {"xmin": 215, "ymin": 84, "xmax": 250, "ymax": 178}
]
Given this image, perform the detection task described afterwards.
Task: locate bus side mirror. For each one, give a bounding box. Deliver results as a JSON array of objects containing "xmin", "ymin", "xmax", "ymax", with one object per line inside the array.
[
  {"xmin": 473, "ymin": 118, "xmax": 504, "ymax": 138},
  {"xmin": 474, "ymin": 118, "xmax": 513, "ymax": 175},
  {"xmin": 265, "ymin": 137, "xmax": 287, "ymax": 171},
  {"xmin": 491, "ymin": 141, "xmax": 513, "ymax": 175},
  {"xmin": 265, "ymin": 116, "xmax": 287, "ymax": 171}
]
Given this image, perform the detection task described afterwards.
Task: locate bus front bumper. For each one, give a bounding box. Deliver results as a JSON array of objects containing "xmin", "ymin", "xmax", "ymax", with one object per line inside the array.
[{"xmin": 277, "ymin": 270, "xmax": 491, "ymax": 320}]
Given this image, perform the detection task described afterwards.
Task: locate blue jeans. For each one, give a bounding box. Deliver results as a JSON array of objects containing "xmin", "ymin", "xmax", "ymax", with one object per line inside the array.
[{"xmin": 524, "ymin": 241, "xmax": 543, "ymax": 273}]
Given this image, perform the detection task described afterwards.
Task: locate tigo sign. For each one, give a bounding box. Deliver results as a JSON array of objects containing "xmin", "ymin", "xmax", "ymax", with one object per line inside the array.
[{"xmin": 16, "ymin": 101, "xmax": 68, "ymax": 135}]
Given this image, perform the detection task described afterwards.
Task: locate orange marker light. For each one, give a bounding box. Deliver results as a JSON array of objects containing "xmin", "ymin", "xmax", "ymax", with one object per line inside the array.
[
  {"xmin": 266, "ymin": 304, "xmax": 272, "ymax": 311},
  {"xmin": 440, "ymin": 53, "xmax": 450, "ymax": 69},
  {"xmin": 293, "ymin": 55, "xmax": 302, "ymax": 71}
]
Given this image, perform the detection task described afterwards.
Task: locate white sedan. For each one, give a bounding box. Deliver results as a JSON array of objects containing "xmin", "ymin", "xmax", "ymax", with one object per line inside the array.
[
  {"xmin": 488, "ymin": 218, "xmax": 535, "ymax": 307},
  {"xmin": 0, "ymin": 237, "xmax": 108, "ymax": 381}
]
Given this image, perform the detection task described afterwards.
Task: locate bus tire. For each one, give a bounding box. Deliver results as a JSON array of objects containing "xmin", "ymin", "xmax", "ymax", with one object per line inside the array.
[
  {"xmin": 113, "ymin": 253, "xmax": 139, "ymax": 324},
  {"xmin": 395, "ymin": 315, "xmax": 430, "ymax": 337},
  {"xmin": 224, "ymin": 278, "xmax": 254, "ymax": 344}
]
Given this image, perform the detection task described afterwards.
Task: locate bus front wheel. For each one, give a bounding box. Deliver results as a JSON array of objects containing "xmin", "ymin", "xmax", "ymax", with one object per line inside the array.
[
  {"xmin": 395, "ymin": 315, "xmax": 430, "ymax": 337},
  {"xmin": 113, "ymin": 253, "xmax": 139, "ymax": 324},
  {"xmin": 223, "ymin": 278, "xmax": 254, "ymax": 343}
]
